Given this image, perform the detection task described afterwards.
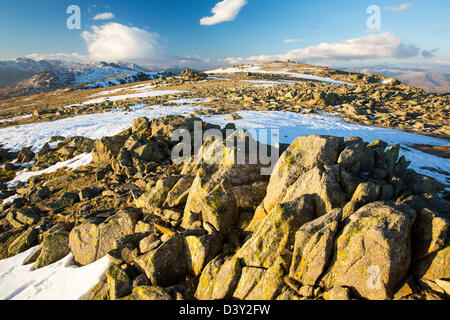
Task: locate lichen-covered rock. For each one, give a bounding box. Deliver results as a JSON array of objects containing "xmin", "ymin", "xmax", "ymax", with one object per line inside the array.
[
  {"xmin": 182, "ymin": 131, "xmax": 270, "ymax": 234},
  {"xmin": 35, "ymin": 224, "xmax": 71, "ymax": 269},
  {"xmin": 411, "ymin": 208, "xmax": 448, "ymax": 262},
  {"xmin": 184, "ymin": 232, "xmax": 223, "ymax": 276},
  {"xmin": 321, "ymin": 202, "xmax": 416, "ymax": 300},
  {"xmin": 412, "ymin": 239, "xmax": 450, "ymax": 282},
  {"xmin": 135, "ymin": 233, "xmax": 186, "ymax": 287},
  {"xmin": 106, "ymin": 264, "xmax": 132, "ymax": 300},
  {"xmin": 259, "ymin": 135, "xmax": 343, "ymax": 217},
  {"xmin": 232, "ymin": 181, "xmax": 268, "ymax": 209},
  {"xmin": 236, "ymin": 195, "xmax": 315, "ymax": 269},
  {"xmin": 96, "ymin": 210, "xmax": 141, "ymax": 260},
  {"xmin": 195, "ymin": 256, "xmax": 242, "ymax": 300},
  {"xmin": 17, "ymin": 147, "xmax": 35, "ymax": 163},
  {"xmin": 233, "ymin": 267, "xmax": 266, "ymax": 300},
  {"xmin": 69, "ymin": 210, "xmax": 140, "ymax": 265},
  {"xmin": 81, "ymin": 279, "xmax": 109, "ymax": 300},
  {"xmin": 8, "ymin": 227, "xmax": 38, "ymax": 255},
  {"xmin": 338, "ymin": 138, "xmax": 374, "ymax": 176},
  {"xmin": 282, "ymin": 164, "xmax": 346, "ymax": 217},
  {"xmin": 7, "ymin": 207, "xmax": 41, "ymax": 228},
  {"xmin": 165, "ymin": 174, "xmax": 196, "ymax": 207},
  {"xmin": 69, "ymin": 219, "xmax": 102, "ymax": 266},
  {"xmin": 131, "ymin": 117, "xmax": 150, "ymax": 133},
  {"xmin": 245, "ymin": 264, "xmax": 285, "ymax": 300},
  {"xmin": 289, "ymin": 209, "xmax": 342, "ymax": 286},
  {"xmin": 135, "ymin": 176, "xmax": 179, "ymax": 210},
  {"xmin": 194, "ymin": 255, "xmax": 226, "ymax": 300},
  {"xmin": 323, "ymin": 286, "xmax": 351, "ymax": 300},
  {"xmin": 342, "ymin": 182, "xmax": 382, "ymax": 220},
  {"xmin": 92, "ymin": 130, "xmax": 130, "ymax": 164},
  {"xmin": 125, "ymin": 286, "xmax": 173, "ymax": 300}
]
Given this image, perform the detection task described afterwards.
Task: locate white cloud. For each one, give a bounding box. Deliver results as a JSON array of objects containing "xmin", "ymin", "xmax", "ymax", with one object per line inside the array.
[
  {"xmin": 385, "ymin": 3, "xmax": 411, "ymax": 12},
  {"xmin": 93, "ymin": 12, "xmax": 115, "ymax": 20},
  {"xmin": 26, "ymin": 52, "xmax": 92, "ymax": 64},
  {"xmin": 81, "ymin": 23, "xmax": 163, "ymax": 62},
  {"xmin": 200, "ymin": 0, "xmax": 247, "ymax": 26},
  {"xmin": 225, "ymin": 32, "xmax": 420, "ymax": 64},
  {"xmin": 284, "ymin": 39, "xmax": 304, "ymax": 44}
]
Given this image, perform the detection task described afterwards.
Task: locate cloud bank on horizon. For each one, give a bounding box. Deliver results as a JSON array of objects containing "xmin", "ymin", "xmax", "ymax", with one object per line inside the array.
[{"xmin": 225, "ymin": 32, "xmax": 421, "ymax": 64}]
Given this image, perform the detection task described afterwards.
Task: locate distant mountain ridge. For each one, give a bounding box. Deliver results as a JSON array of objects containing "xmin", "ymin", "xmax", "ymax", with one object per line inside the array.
[
  {"xmin": 348, "ymin": 65, "xmax": 450, "ymax": 94},
  {"xmin": 0, "ymin": 58, "xmax": 151, "ymax": 88},
  {"xmin": 0, "ymin": 58, "xmax": 170, "ymax": 100}
]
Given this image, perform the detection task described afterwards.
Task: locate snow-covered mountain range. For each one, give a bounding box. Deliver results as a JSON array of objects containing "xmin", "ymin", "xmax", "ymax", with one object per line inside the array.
[{"xmin": 0, "ymin": 58, "xmax": 167, "ymax": 100}]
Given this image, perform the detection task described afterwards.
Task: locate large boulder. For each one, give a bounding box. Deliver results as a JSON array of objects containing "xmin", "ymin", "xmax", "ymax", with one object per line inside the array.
[
  {"xmin": 184, "ymin": 232, "xmax": 223, "ymax": 276},
  {"xmin": 8, "ymin": 227, "xmax": 38, "ymax": 255},
  {"xmin": 321, "ymin": 202, "xmax": 416, "ymax": 300},
  {"xmin": 236, "ymin": 195, "xmax": 315, "ymax": 269},
  {"xmin": 92, "ymin": 130, "xmax": 130, "ymax": 164},
  {"xmin": 69, "ymin": 219, "xmax": 102, "ymax": 266},
  {"xmin": 244, "ymin": 264, "xmax": 285, "ymax": 300},
  {"xmin": 412, "ymin": 238, "xmax": 450, "ymax": 282},
  {"xmin": 289, "ymin": 209, "xmax": 342, "ymax": 286},
  {"xmin": 135, "ymin": 176, "xmax": 180, "ymax": 210},
  {"xmin": 106, "ymin": 264, "xmax": 132, "ymax": 300},
  {"xmin": 195, "ymin": 257, "xmax": 242, "ymax": 300},
  {"xmin": 252, "ymin": 135, "xmax": 343, "ymax": 228},
  {"xmin": 35, "ymin": 224, "xmax": 72, "ymax": 269},
  {"xmin": 182, "ymin": 131, "xmax": 268, "ymax": 234},
  {"xmin": 282, "ymin": 164, "xmax": 346, "ymax": 217},
  {"xmin": 135, "ymin": 233, "xmax": 186, "ymax": 287},
  {"xmin": 69, "ymin": 210, "xmax": 140, "ymax": 265},
  {"xmin": 411, "ymin": 208, "xmax": 448, "ymax": 262}
]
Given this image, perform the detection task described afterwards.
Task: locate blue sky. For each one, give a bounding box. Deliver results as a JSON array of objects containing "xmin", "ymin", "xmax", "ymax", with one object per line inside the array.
[{"xmin": 0, "ymin": 0, "xmax": 449, "ymax": 70}]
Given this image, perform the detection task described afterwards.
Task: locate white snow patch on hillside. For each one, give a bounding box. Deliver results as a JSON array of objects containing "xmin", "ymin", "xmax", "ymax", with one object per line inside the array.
[
  {"xmin": 0, "ymin": 104, "xmax": 199, "ymax": 152},
  {"xmin": 69, "ymin": 89, "xmax": 186, "ymax": 107},
  {"xmin": 205, "ymin": 65, "xmax": 352, "ymax": 85},
  {"xmin": 200, "ymin": 110, "xmax": 450, "ymax": 186},
  {"xmin": 0, "ymin": 247, "xmax": 109, "ymax": 300},
  {"xmin": 8, "ymin": 153, "xmax": 93, "ymax": 187},
  {"xmin": 0, "ymin": 114, "xmax": 33, "ymax": 123}
]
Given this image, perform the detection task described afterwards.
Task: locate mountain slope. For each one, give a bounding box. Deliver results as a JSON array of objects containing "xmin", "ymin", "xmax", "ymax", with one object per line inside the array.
[{"xmin": 0, "ymin": 58, "xmax": 168, "ymax": 100}]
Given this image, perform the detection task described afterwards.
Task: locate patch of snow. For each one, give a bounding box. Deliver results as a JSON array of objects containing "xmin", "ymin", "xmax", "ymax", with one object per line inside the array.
[
  {"xmin": 167, "ymin": 98, "xmax": 211, "ymax": 104},
  {"xmin": 8, "ymin": 153, "xmax": 93, "ymax": 187},
  {"xmin": 0, "ymin": 114, "xmax": 33, "ymax": 123},
  {"xmin": 0, "ymin": 104, "xmax": 200, "ymax": 152},
  {"xmin": 2, "ymin": 194, "xmax": 18, "ymax": 205},
  {"xmin": 206, "ymin": 65, "xmax": 352, "ymax": 85},
  {"xmin": 67, "ymin": 89, "xmax": 186, "ymax": 108},
  {"xmin": 0, "ymin": 247, "xmax": 109, "ymax": 300}
]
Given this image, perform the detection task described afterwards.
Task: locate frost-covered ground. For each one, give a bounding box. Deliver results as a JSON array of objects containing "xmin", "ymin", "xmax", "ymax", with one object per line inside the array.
[
  {"xmin": 205, "ymin": 65, "xmax": 352, "ymax": 85},
  {"xmin": 0, "ymin": 246, "xmax": 109, "ymax": 300}
]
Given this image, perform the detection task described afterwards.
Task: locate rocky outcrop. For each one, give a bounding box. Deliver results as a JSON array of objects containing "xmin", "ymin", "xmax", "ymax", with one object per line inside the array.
[{"xmin": 1, "ymin": 114, "xmax": 448, "ymax": 301}]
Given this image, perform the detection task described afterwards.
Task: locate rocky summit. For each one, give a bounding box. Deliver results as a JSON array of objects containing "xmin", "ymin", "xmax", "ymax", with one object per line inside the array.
[{"xmin": 0, "ymin": 61, "xmax": 449, "ymax": 301}]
